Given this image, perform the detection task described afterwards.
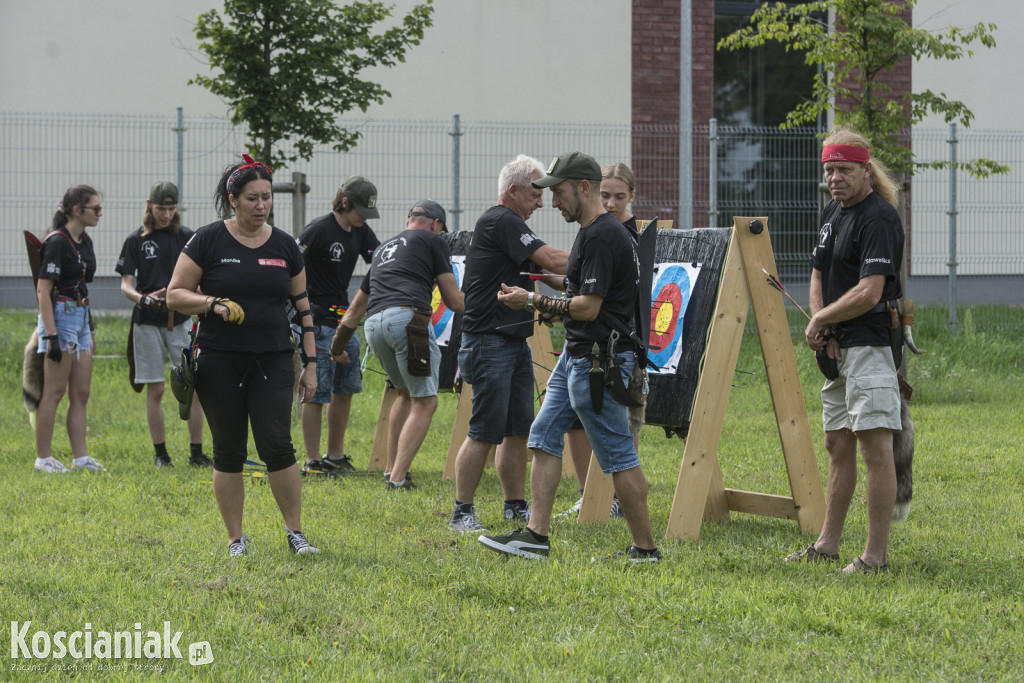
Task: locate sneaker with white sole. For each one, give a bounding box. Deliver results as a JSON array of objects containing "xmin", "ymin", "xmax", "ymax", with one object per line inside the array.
[
  {"xmin": 609, "ymin": 497, "xmax": 624, "ymax": 518},
  {"xmin": 449, "ymin": 506, "xmax": 488, "ymax": 534},
  {"xmin": 228, "ymin": 535, "xmax": 250, "ymax": 557},
  {"xmin": 502, "ymin": 501, "xmax": 530, "ymax": 523},
  {"xmin": 556, "ymin": 495, "xmax": 584, "ymax": 519},
  {"xmin": 594, "ymin": 545, "xmax": 662, "ymax": 564},
  {"xmin": 72, "ymin": 456, "xmax": 105, "ymax": 472},
  {"xmin": 478, "ymin": 527, "xmax": 549, "ymax": 559},
  {"xmin": 34, "ymin": 457, "xmax": 69, "ymax": 474},
  {"xmin": 286, "ymin": 528, "xmax": 320, "ymax": 554}
]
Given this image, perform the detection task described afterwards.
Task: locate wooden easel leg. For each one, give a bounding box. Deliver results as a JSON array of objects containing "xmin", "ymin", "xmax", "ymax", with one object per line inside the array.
[
  {"xmin": 578, "ymin": 454, "xmax": 616, "ymax": 523},
  {"xmin": 443, "ymin": 386, "xmax": 473, "ymax": 481},
  {"xmin": 367, "ymin": 384, "xmax": 397, "ymax": 472}
]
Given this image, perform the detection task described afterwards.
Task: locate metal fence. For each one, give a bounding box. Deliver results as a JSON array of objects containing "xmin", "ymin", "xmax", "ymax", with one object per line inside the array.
[{"xmin": 2, "ymin": 111, "xmax": 1021, "ymax": 330}]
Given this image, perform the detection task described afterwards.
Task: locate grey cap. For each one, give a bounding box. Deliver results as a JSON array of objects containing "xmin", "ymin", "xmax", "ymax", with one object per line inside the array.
[
  {"xmin": 149, "ymin": 181, "xmax": 179, "ymax": 205},
  {"xmin": 340, "ymin": 175, "xmax": 380, "ymax": 219},
  {"xmin": 408, "ymin": 199, "xmax": 447, "ymax": 232},
  {"xmin": 532, "ymin": 151, "xmax": 603, "ymax": 188}
]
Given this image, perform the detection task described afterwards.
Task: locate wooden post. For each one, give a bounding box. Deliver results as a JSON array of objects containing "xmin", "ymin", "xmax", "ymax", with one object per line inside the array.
[
  {"xmin": 367, "ymin": 383, "xmax": 397, "ymax": 472},
  {"xmin": 665, "ymin": 217, "xmax": 825, "ymax": 540}
]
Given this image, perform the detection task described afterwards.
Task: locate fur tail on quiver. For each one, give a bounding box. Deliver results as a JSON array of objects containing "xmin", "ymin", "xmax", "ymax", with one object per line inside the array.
[
  {"xmin": 892, "ymin": 378, "xmax": 915, "ymax": 523},
  {"xmin": 23, "ymin": 330, "xmax": 43, "ymax": 429}
]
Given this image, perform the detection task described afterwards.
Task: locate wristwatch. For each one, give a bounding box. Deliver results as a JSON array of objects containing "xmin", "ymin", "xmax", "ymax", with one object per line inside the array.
[{"xmin": 524, "ymin": 292, "xmax": 536, "ymax": 313}]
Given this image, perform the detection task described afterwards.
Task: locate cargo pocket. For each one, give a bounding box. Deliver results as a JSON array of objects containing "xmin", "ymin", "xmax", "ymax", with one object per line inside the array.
[{"xmin": 850, "ymin": 374, "xmax": 898, "ymax": 420}]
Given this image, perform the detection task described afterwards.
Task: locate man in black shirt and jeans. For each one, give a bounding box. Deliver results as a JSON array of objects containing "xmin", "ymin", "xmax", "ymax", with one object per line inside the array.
[
  {"xmin": 448, "ymin": 155, "xmax": 568, "ymax": 533},
  {"xmin": 479, "ymin": 152, "xmax": 660, "ymax": 563}
]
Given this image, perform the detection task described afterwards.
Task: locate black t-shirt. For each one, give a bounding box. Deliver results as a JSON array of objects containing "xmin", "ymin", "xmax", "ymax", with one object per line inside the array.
[
  {"xmin": 361, "ymin": 229, "xmax": 453, "ymax": 317},
  {"xmin": 39, "ymin": 227, "xmax": 97, "ymax": 300},
  {"xmin": 622, "ymin": 215, "xmax": 638, "ymax": 242},
  {"xmin": 298, "ymin": 213, "xmax": 379, "ymax": 324},
  {"xmin": 563, "ymin": 213, "xmax": 639, "ymax": 358},
  {"xmin": 181, "ymin": 221, "xmax": 304, "ymax": 353},
  {"xmin": 811, "ymin": 193, "xmax": 904, "ymax": 347},
  {"xmin": 115, "ymin": 225, "xmax": 194, "ymax": 327},
  {"xmin": 461, "ymin": 205, "xmax": 546, "ymax": 338}
]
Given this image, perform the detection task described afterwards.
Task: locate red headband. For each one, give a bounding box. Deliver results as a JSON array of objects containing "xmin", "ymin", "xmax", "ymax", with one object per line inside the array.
[
  {"xmin": 821, "ymin": 144, "xmax": 870, "ymax": 164},
  {"xmin": 226, "ymin": 154, "xmax": 273, "ymax": 193}
]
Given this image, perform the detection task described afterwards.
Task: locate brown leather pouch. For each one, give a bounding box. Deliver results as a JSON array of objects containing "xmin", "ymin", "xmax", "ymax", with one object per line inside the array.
[{"xmin": 405, "ymin": 306, "xmax": 433, "ymax": 377}]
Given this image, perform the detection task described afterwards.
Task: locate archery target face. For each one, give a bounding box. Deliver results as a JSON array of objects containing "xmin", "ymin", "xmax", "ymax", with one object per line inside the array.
[
  {"xmin": 648, "ymin": 261, "xmax": 701, "ymax": 374},
  {"xmin": 431, "ymin": 255, "xmax": 464, "ymax": 347}
]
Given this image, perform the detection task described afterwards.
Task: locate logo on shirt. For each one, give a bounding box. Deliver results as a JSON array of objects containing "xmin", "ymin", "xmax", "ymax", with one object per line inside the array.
[
  {"xmin": 142, "ymin": 241, "xmax": 158, "ymax": 259},
  {"xmin": 220, "ymin": 258, "xmax": 241, "ymax": 264},
  {"xmin": 584, "ymin": 277, "xmax": 597, "ymax": 284},
  {"xmin": 46, "ymin": 263, "xmax": 60, "ymax": 275},
  {"xmin": 519, "ymin": 232, "xmax": 537, "ymax": 248},
  {"xmin": 376, "ymin": 238, "xmax": 405, "ymax": 266},
  {"xmin": 329, "ymin": 243, "xmax": 344, "ymax": 261},
  {"xmin": 818, "ymin": 223, "xmax": 832, "ymax": 248},
  {"xmin": 258, "ymin": 258, "xmax": 288, "ymax": 268},
  {"xmin": 864, "ymin": 257, "xmax": 891, "ymax": 265}
]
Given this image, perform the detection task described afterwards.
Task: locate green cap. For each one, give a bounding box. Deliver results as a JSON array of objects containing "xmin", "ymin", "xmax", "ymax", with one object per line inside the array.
[
  {"xmin": 532, "ymin": 152, "xmax": 602, "ymax": 188},
  {"xmin": 149, "ymin": 181, "xmax": 179, "ymax": 205},
  {"xmin": 340, "ymin": 175, "xmax": 380, "ymax": 219}
]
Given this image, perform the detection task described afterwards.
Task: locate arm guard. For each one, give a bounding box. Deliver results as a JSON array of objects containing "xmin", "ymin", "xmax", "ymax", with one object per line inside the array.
[
  {"xmin": 535, "ymin": 293, "xmax": 572, "ymax": 319},
  {"xmin": 330, "ymin": 323, "xmax": 357, "ymax": 358}
]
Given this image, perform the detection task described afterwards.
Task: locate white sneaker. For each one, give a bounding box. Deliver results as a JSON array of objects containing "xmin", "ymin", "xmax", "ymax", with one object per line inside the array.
[
  {"xmin": 555, "ymin": 495, "xmax": 583, "ymax": 519},
  {"xmin": 72, "ymin": 456, "xmax": 106, "ymax": 472},
  {"xmin": 449, "ymin": 506, "xmax": 488, "ymax": 534},
  {"xmin": 35, "ymin": 457, "xmax": 69, "ymax": 474}
]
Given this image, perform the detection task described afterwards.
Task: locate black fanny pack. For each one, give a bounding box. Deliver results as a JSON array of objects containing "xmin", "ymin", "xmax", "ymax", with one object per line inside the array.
[{"xmin": 405, "ymin": 306, "xmax": 433, "ymax": 377}]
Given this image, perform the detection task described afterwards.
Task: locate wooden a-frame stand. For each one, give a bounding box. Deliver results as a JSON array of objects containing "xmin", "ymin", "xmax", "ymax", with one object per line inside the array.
[{"xmin": 664, "ymin": 216, "xmax": 825, "ymax": 539}]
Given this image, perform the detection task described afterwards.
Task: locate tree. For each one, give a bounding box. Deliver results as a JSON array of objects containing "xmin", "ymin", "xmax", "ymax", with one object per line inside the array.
[
  {"xmin": 190, "ymin": 0, "xmax": 433, "ymax": 168},
  {"xmin": 717, "ymin": 0, "xmax": 1008, "ymax": 178}
]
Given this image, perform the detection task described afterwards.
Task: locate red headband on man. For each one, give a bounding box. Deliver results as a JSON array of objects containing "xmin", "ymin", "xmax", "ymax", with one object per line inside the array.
[
  {"xmin": 226, "ymin": 154, "xmax": 273, "ymax": 193},
  {"xmin": 821, "ymin": 144, "xmax": 870, "ymax": 164}
]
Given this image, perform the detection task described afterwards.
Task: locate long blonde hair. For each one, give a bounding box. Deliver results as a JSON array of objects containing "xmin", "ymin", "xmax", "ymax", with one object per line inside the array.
[{"xmin": 823, "ymin": 128, "xmax": 900, "ymax": 207}]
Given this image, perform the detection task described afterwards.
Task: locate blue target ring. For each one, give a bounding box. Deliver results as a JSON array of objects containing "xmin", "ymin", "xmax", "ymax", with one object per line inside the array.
[{"xmin": 648, "ymin": 264, "xmax": 692, "ymax": 369}]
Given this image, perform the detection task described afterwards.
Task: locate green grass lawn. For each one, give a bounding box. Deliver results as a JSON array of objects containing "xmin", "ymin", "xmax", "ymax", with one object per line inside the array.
[{"xmin": 1, "ymin": 309, "xmax": 1022, "ymax": 680}]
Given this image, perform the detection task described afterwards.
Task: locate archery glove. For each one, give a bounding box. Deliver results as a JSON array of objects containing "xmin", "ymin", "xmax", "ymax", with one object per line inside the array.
[
  {"xmin": 211, "ymin": 297, "xmax": 245, "ymax": 324},
  {"xmin": 44, "ymin": 334, "xmax": 62, "ymax": 363}
]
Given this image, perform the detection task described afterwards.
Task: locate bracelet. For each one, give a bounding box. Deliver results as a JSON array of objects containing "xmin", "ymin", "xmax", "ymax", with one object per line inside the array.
[{"xmin": 524, "ymin": 292, "xmax": 535, "ymax": 313}]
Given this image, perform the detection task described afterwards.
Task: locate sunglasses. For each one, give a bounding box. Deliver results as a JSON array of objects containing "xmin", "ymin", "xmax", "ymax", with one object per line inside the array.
[{"xmin": 83, "ymin": 205, "xmax": 102, "ymax": 213}]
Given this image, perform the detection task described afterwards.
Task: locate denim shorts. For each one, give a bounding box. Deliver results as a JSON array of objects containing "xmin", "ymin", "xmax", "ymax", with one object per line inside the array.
[
  {"xmin": 458, "ymin": 331, "xmax": 535, "ymax": 444},
  {"xmin": 821, "ymin": 345, "xmax": 901, "ymax": 433},
  {"xmin": 37, "ymin": 302, "xmax": 93, "ymax": 359},
  {"xmin": 309, "ymin": 324, "xmax": 363, "ymax": 404},
  {"xmin": 528, "ymin": 348, "xmax": 641, "ymax": 474},
  {"xmin": 364, "ymin": 307, "xmax": 439, "ymax": 398}
]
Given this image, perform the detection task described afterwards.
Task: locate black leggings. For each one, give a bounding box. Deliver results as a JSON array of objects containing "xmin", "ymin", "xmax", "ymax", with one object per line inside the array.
[{"xmin": 195, "ymin": 349, "xmax": 297, "ymax": 473}]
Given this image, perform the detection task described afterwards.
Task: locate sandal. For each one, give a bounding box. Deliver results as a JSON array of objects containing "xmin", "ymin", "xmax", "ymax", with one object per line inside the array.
[
  {"xmin": 785, "ymin": 544, "xmax": 839, "ymax": 563},
  {"xmin": 837, "ymin": 556, "xmax": 889, "ymax": 574}
]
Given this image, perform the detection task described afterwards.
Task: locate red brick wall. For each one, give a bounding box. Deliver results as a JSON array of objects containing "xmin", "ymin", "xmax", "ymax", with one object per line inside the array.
[{"xmin": 632, "ymin": 0, "xmax": 715, "ymax": 228}]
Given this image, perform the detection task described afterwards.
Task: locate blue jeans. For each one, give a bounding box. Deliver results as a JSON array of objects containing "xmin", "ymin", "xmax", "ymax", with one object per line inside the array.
[
  {"xmin": 528, "ymin": 347, "xmax": 641, "ymax": 474},
  {"xmin": 37, "ymin": 302, "xmax": 93, "ymax": 359},
  {"xmin": 365, "ymin": 307, "xmax": 439, "ymax": 398},
  {"xmin": 310, "ymin": 324, "xmax": 363, "ymax": 404},
  {"xmin": 458, "ymin": 332, "xmax": 535, "ymax": 444}
]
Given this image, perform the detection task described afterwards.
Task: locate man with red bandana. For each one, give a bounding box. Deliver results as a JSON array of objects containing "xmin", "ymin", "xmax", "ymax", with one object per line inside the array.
[{"xmin": 788, "ymin": 129, "xmax": 905, "ymax": 574}]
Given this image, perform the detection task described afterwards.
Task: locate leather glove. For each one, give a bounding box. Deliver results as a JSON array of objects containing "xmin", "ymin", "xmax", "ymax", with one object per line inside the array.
[
  {"xmin": 44, "ymin": 334, "xmax": 62, "ymax": 363},
  {"xmin": 140, "ymin": 295, "xmax": 168, "ymax": 312},
  {"xmin": 211, "ymin": 298, "xmax": 245, "ymax": 324}
]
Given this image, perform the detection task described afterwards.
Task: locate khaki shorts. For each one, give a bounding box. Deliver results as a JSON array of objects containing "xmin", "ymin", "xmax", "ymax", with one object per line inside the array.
[
  {"xmin": 821, "ymin": 345, "xmax": 901, "ymax": 433},
  {"xmin": 132, "ymin": 322, "xmax": 192, "ymax": 384}
]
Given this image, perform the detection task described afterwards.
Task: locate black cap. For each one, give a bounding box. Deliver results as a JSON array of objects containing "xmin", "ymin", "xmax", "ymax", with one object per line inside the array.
[
  {"xmin": 408, "ymin": 199, "xmax": 447, "ymax": 232},
  {"xmin": 532, "ymin": 152, "xmax": 602, "ymax": 188},
  {"xmin": 149, "ymin": 181, "xmax": 179, "ymax": 205},
  {"xmin": 340, "ymin": 175, "xmax": 380, "ymax": 219}
]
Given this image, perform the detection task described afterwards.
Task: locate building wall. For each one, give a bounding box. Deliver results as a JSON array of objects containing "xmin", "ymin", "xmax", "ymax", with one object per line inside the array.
[{"xmin": 0, "ymin": 0, "xmax": 631, "ymax": 124}]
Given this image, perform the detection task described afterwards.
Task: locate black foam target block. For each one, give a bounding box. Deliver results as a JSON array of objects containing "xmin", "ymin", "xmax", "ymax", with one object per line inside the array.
[
  {"xmin": 436, "ymin": 231, "xmax": 472, "ymax": 392},
  {"xmin": 645, "ymin": 228, "xmax": 732, "ymax": 438}
]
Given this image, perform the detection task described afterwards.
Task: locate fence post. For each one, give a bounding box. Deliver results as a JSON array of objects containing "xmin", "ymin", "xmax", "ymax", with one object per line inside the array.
[
  {"xmin": 451, "ymin": 114, "xmax": 462, "ymax": 233},
  {"xmin": 679, "ymin": 0, "xmax": 693, "ymax": 227},
  {"xmin": 173, "ymin": 106, "xmax": 186, "ymax": 207},
  {"xmin": 948, "ymin": 122, "xmax": 958, "ymax": 332},
  {"xmin": 271, "ymin": 172, "xmax": 310, "ymax": 237},
  {"xmin": 708, "ymin": 118, "xmax": 718, "ymax": 227}
]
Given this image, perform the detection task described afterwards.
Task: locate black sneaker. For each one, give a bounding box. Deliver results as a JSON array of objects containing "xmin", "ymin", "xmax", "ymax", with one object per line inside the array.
[
  {"xmin": 155, "ymin": 453, "xmax": 173, "ymax": 468},
  {"xmin": 384, "ymin": 474, "xmax": 417, "ymax": 491},
  {"xmin": 321, "ymin": 455, "xmax": 356, "ymax": 473},
  {"xmin": 188, "ymin": 452, "xmax": 213, "ymax": 468},
  {"xmin": 286, "ymin": 528, "xmax": 320, "ymax": 554},
  {"xmin": 228, "ymin": 535, "xmax": 250, "ymax": 558},
  {"xmin": 502, "ymin": 501, "xmax": 531, "ymax": 523},
  {"xmin": 478, "ymin": 527, "xmax": 549, "ymax": 559},
  {"xmin": 595, "ymin": 545, "xmax": 662, "ymax": 564}
]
